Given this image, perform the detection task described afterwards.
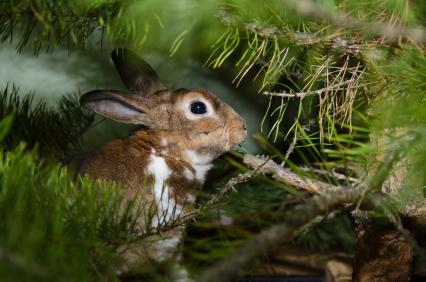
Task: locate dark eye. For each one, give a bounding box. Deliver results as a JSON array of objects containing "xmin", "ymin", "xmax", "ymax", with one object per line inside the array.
[{"xmin": 190, "ymin": 101, "xmax": 207, "ymax": 115}]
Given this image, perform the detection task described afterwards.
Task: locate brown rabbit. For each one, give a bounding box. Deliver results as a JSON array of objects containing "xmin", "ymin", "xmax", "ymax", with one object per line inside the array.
[{"xmin": 79, "ymin": 49, "xmax": 246, "ymax": 273}]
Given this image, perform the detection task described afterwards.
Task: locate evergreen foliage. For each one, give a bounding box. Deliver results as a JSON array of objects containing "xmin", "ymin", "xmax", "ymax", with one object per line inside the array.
[
  {"xmin": 0, "ymin": 0, "xmax": 426, "ymax": 280},
  {"xmin": 0, "ymin": 116, "xmax": 143, "ymax": 282},
  {"xmin": 0, "ymin": 85, "xmax": 94, "ymax": 157}
]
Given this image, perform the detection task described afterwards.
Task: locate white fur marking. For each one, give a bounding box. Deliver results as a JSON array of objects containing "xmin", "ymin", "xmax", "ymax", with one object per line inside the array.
[
  {"xmin": 186, "ymin": 150, "xmax": 213, "ymax": 182},
  {"xmin": 186, "ymin": 193, "xmax": 196, "ymax": 204},
  {"xmin": 183, "ymin": 167, "xmax": 194, "ymax": 180},
  {"xmin": 220, "ymin": 213, "xmax": 234, "ymax": 226},
  {"xmin": 186, "ymin": 149, "xmax": 212, "ymax": 165},
  {"xmin": 147, "ymin": 154, "xmax": 183, "ymax": 227},
  {"xmin": 171, "ymin": 264, "xmax": 193, "ymax": 282},
  {"xmin": 155, "ymin": 235, "xmax": 181, "ymax": 261}
]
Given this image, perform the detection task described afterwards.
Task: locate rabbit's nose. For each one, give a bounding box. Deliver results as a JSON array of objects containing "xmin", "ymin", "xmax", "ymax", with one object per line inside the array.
[{"xmin": 243, "ymin": 124, "xmax": 247, "ymax": 131}]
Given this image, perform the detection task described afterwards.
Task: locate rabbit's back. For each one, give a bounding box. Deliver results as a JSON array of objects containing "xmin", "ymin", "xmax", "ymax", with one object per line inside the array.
[{"xmin": 83, "ymin": 138, "xmax": 154, "ymax": 199}]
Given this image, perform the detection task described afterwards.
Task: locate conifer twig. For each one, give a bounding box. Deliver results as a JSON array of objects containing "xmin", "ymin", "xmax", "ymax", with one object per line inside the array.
[
  {"xmin": 197, "ymin": 187, "xmax": 362, "ymax": 282},
  {"xmin": 243, "ymin": 154, "xmax": 342, "ymax": 194},
  {"xmin": 262, "ymin": 79, "xmax": 357, "ymax": 98},
  {"xmin": 136, "ymin": 157, "xmax": 267, "ymax": 238},
  {"xmin": 300, "ymin": 167, "xmax": 361, "ymax": 185},
  {"xmin": 286, "ymin": 0, "xmax": 426, "ymax": 43},
  {"xmin": 205, "ymin": 155, "xmax": 272, "ymax": 206},
  {"xmin": 205, "ymin": 170, "xmax": 256, "ymax": 207}
]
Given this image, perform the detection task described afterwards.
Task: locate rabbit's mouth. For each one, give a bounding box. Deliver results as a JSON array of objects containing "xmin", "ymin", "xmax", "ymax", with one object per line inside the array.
[{"xmin": 223, "ymin": 125, "xmax": 247, "ymax": 152}]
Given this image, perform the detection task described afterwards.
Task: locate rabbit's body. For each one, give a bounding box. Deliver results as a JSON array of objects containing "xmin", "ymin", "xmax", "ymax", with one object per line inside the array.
[
  {"xmin": 82, "ymin": 129, "xmax": 205, "ymax": 226},
  {"xmin": 82, "ymin": 127, "xmax": 211, "ymax": 264},
  {"xmin": 79, "ymin": 49, "xmax": 246, "ymax": 271}
]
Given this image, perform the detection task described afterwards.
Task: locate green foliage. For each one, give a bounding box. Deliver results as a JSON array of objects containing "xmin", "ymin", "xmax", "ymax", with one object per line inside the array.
[
  {"xmin": 184, "ymin": 180, "xmax": 291, "ymax": 271},
  {"xmin": 0, "ymin": 0, "xmax": 119, "ymax": 53},
  {"xmin": 367, "ymin": 47, "xmax": 426, "ymax": 210},
  {"xmin": 1, "ymin": 0, "xmax": 426, "ymax": 279},
  {"xmin": 185, "ymin": 165, "xmax": 355, "ymax": 270},
  {"xmin": 293, "ymin": 213, "xmax": 355, "ymax": 252},
  {"xmin": 0, "ymin": 116, "xmax": 144, "ymax": 281},
  {"xmin": 0, "ymin": 85, "xmax": 94, "ymax": 157},
  {"xmin": 1, "ymin": 0, "xmax": 425, "ymax": 140}
]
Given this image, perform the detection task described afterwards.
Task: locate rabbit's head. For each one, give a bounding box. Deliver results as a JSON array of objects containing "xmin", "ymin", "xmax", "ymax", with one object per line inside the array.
[{"xmin": 80, "ymin": 49, "xmax": 246, "ymax": 162}]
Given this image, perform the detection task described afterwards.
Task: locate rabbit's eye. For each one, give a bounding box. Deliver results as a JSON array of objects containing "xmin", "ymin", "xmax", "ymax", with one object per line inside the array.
[{"xmin": 190, "ymin": 101, "xmax": 207, "ymax": 115}]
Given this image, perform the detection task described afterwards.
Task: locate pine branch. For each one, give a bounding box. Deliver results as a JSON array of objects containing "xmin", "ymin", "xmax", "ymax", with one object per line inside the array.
[
  {"xmin": 286, "ymin": 0, "xmax": 426, "ymax": 44},
  {"xmin": 243, "ymin": 154, "xmax": 342, "ymax": 194},
  {"xmin": 0, "ymin": 1, "xmax": 118, "ymax": 52},
  {"xmin": 0, "ymin": 85, "xmax": 94, "ymax": 157},
  {"xmin": 300, "ymin": 167, "xmax": 361, "ymax": 185},
  {"xmin": 263, "ymin": 79, "xmax": 359, "ymax": 98},
  {"xmin": 216, "ymin": 9, "xmax": 368, "ymax": 53},
  {"xmin": 197, "ymin": 187, "xmax": 362, "ymax": 282},
  {"xmin": 0, "ymin": 128, "xmax": 142, "ymax": 281},
  {"xmin": 205, "ymin": 159, "xmax": 269, "ymax": 207}
]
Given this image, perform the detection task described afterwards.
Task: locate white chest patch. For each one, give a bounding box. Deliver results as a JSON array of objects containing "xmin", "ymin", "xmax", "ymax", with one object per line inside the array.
[
  {"xmin": 147, "ymin": 154, "xmax": 183, "ymax": 227},
  {"xmin": 155, "ymin": 235, "xmax": 182, "ymax": 262},
  {"xmin": 186, "ymin": 193, "xmax": 196, "ymax": 204},
  {"xmin": 185, "ymin": 149, "xmax": 213, "ymax": 182}
]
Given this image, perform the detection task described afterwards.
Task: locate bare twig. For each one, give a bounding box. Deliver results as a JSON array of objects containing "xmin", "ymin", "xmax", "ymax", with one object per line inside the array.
[
  {"xmin": 197, "ymin": 187, "xmax": 362, "ymax": 282},
  {"xmin": 263, "ymin": 79, "xmax": 357, "ymax": 98},
  {"xmin": 243, "ymin": 154, "xmax": 342, "ymax": 194},
  {"xmin": 300, "ymin": 167, "xmax": 361, "ymax": 185},
  {"xmin": 206, "ymin": 167, "xmax": 262, "ymax": 207},
  {"xmin": 283, "ymin": 131, "xmax": 299, "ymax": 164}
]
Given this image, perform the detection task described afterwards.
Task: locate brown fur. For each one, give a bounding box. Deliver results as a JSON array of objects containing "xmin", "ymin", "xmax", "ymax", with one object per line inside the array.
[{"xmin": 79, "ymin": 49, "xmax": 246, "ymax": 271}]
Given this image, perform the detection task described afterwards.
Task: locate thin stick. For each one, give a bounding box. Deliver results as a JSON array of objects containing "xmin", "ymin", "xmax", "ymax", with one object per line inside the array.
[
  {"xmin": 300, "ymin": 166, "xmax": 361, "ymax": 185},
  {"xmin": 197, "ymin": 188, "xmax": 361, "ymax": 282},
  {"xmin": 243, "ymin": 154, "xmax": 342, "ymax": 194},
  {"xmin": 263, "ymin": 79, "xmax": 357, "ymax": 98}
]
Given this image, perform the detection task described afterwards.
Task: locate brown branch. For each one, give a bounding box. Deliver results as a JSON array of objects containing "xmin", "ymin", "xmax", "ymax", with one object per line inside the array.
[
  {"xmin": 250, "ymin": 243, "xmax": 353, "ymax": 276},
  {"xmin": 243, "ymin": 154, "xmax": 342, "ymax": 194},
  {"xmin": 197, "ymin": 187, "xmax": 362, "ymax": 282},
  {"xmin": 29, "ymin": 5, "xmax": 50, "ymax": 30},
  {"xmin": 300, "ymin": 167, "xmax": 361, "ymax": 185}
]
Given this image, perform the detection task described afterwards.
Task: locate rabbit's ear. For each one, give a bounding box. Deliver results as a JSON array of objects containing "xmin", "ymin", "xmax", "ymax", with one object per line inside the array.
[
  {"xmin": 111, "ymin": 48, "xmax": 167, "ymax": 96},
  {"xmin": 80, "ymin": 90, "xmax": 152, "ymax": 125}
]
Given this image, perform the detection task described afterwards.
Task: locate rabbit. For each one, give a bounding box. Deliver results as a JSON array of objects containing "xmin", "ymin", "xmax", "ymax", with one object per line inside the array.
[{"xmin": 79, "ymin": 48, "xmax": 246, "ymax": 274}]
